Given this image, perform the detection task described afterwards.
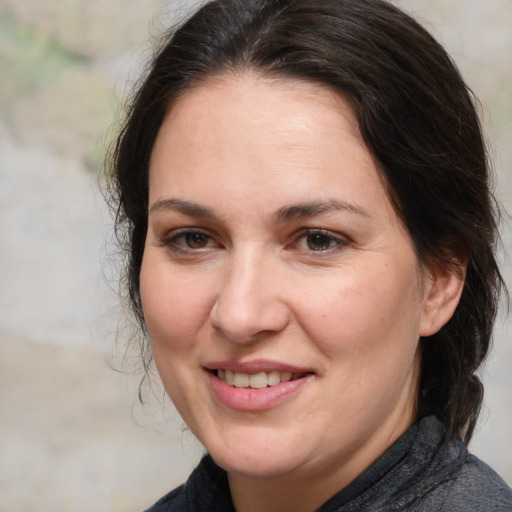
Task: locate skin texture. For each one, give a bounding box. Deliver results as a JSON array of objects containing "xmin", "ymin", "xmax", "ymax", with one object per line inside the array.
[{"xmin": 140, "ymin": 74, "xmax": 464, "ymax": 512}]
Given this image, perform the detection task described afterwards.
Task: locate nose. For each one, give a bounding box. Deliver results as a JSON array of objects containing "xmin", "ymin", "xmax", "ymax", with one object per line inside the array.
[{"xmin": 209, "ymin": 248, "xmax": 290, "ymax": 344}]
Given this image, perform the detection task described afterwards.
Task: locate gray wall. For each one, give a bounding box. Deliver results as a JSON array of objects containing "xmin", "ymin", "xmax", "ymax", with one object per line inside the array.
[{"xmin": 0, "ymin": 1, "xmax": 510, "ymax": 510}]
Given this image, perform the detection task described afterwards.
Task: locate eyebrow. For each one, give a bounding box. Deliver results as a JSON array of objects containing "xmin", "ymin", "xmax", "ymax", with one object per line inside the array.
[
  {"xmin": 149, "ymin": 198, "xmax": 217, "ymax": 218},
  {"xmin": 149, "ymin": 197, "xmax": 369, "ymax": 222},
  {"xmin": 273, "ymin": 199, "xmax": 369, "ymax": 222}
]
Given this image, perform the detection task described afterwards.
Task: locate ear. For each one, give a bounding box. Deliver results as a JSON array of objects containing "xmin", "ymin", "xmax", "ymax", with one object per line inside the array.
[{"xmin": 419, "ymin": 261, "xmax": 465, "ymax": 337}]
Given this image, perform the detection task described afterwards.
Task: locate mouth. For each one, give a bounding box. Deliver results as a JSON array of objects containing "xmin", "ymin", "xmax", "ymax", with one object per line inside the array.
[
  {"xmin": 209, "ymin": 369, "xmax": 312, "ymax": 389},
  {"xmin": 205, "ymin": 363, "xmax": 314, "ymax": 410}
]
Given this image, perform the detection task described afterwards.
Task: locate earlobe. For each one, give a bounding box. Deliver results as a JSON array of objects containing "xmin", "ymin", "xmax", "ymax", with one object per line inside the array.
[{"xmin": 419, "ymin": 261, "xmax": 465, "ymax": 337}]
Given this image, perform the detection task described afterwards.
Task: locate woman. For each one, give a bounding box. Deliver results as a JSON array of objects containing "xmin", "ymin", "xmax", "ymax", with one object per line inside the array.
[{"xmin": 109, "ymin": 0, "xmax": 512, "ymax": 510}]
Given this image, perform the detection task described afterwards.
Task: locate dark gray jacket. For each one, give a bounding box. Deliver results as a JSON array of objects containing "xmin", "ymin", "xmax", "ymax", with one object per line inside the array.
[{"xmin": 145, "ymin": 416, "xmax": 512, "ymax": 511}]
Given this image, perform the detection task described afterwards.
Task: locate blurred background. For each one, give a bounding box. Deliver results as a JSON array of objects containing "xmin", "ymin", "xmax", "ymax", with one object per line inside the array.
[{"xmin": 0, "ymin": 0, "xmax": 510, "ymax": 510}]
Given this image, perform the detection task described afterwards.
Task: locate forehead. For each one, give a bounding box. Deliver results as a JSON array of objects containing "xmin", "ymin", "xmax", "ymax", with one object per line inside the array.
[
  {"xmin": 174, "ymin": 72, "xmax": 354, "ymax": 119},
  {"xmin": 152, "ymin": 74, "xmax": 369, "ymax": 173},
  {"xmin": 148, "ymin": 73, "xmax": 396, "ymax": 225}
]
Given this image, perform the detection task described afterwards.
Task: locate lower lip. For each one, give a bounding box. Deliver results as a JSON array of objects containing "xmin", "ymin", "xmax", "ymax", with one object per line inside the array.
[{"xmin": 207, "ymin": 371, "xmax": 313, "ymax": 411}]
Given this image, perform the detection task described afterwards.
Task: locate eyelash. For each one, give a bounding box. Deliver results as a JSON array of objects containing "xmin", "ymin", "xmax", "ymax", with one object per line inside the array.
[
  {"xmin": 159, "ymin": 228, "xmax": 350, "ymax": 255},
  {"xmin": 159, "ymin": 229, "xmax": 219, "ymax": 253},
  {"xmin": 289, "ymin": 228, "xmax": 350, "ymax": 254}
]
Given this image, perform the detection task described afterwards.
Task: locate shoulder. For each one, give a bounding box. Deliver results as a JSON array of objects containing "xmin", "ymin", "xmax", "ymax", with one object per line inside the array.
[
  {"xmin": 143, "ymin": 484, "xmax": 187, "ymax": 512},
  {"xmin": 141, "ymin": 455, "xmax": 234, "ymax": 512},
  {"xmin": 440, "ymin": 454, "xmax": 512, "ymax": 511},
  {"xmin": 417, "ymin": 453, "xmax": 512, "ymax": 512}
]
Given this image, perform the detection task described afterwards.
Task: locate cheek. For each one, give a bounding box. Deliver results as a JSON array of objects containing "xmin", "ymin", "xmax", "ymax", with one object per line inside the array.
[
  {"xmin": 300, "ymin": 261, "xmax": 423, "ymax": 358},
  {"xmin": 300, "ymin": 265, "xmax": 423, "ymax": 424},
  {"xmin": 139, "ymin": 255, "xmax": 215, "ymax": 352}
]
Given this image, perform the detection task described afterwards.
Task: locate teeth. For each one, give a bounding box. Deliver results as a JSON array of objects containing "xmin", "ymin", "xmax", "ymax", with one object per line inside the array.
[
  {"xmin": 281, "ymin": 372, "xmax": 292, "ymax": 382},
  {"xmin": 267, "ymin": 371, "xmax": 281, "ymax": 386},
  {"xmin": 249, "ymin": 372, "xmax": 268, "ymax": 389},
  {"xmin": 233, "ymin": 373, "xmax": 249, "ymax": 388},
  {"xmin": 217, "ymin": 370, "xmax": 302, "ymax": 388}
]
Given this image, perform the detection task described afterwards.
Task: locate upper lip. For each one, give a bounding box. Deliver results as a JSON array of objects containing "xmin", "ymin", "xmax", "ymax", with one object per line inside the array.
[{"xmin": 204, "ymin": 359, "xmax": 313, "ymax": 374}]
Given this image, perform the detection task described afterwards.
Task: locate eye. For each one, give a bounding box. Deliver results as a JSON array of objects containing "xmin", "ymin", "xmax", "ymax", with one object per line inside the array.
[
  {"xmin": 162, "ymin": 229, "xmax": 219, "ymax": 251},
  {"xmin": 183, "ymin": 232, "xmax": 211, "ymax": 249},
  {"xmin": 305, "ymin": 233, "xmax": 337, "ymax": 251},
  {"xmin": 293, "ymin": 229, "xmax": 349, "ymax": 253}
]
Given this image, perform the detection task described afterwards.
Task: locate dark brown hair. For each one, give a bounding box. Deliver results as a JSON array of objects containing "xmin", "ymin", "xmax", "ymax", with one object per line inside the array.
[{"xmin": 109, "ymin": 0, "xmax": 504, "ymax": 443}]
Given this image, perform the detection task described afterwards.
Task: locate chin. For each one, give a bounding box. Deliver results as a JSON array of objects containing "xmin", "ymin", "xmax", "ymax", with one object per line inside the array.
[
  {"xmin": 214, "ymin": 452, "xmax": 303, "ymax": 479},
  {"xmin": 204, "ymin": 431, "xmax": 314, "ymax": 479}
]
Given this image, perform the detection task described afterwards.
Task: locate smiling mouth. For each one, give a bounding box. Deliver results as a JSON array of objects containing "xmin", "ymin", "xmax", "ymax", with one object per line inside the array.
[{"xmin": 212, "ymin": 369, "xmax": 311, "ymax": 389}]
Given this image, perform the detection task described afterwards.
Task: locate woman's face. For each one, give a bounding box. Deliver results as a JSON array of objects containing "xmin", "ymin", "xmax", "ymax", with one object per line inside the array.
[{"xmin": 141, "ymin": 75, "xmax": 442, "ymax": 485}]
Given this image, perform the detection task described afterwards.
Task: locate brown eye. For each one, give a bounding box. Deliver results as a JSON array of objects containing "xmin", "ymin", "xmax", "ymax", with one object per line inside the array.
[
  {"xmin": 306, "ymin": 233, "xmax": 336, "ymax": 251},
  {"xmin": 185, "ymin": 232, "xmax": 210, "ymax": 248}
]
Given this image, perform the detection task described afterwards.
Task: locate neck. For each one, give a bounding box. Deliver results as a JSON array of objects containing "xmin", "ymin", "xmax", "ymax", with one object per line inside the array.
[
  {"xmin": 227, "ymin": 434, "xmax": 391, "ymax": 512},
  {"xmin": 228, "ymin": 467, "xmax": 346, "ymax": 512},
  {"xmin": 227, "ymin": 401, "xmax": 418, "ymax": 512}
]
